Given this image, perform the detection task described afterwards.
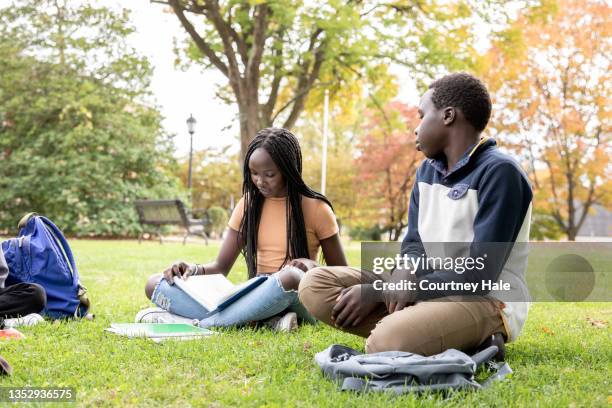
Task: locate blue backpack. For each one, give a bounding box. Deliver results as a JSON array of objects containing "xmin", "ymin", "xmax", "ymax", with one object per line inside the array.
[{"xmin": 1, "ymin": 213, "xmax": 90, "ymax": 319}]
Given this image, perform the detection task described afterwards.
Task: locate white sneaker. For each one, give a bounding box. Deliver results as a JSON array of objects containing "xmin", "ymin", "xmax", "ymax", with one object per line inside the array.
[
  {"xmin": 134, "ymin": 307, "xmax": 199, "ymax": 326},
  {"xmin": 3, "ymin": 313, "xmax": 45, "ymax": 328},
  {"xmin": 271, "ymin": 312, "xmax": 298, "ymax": 332}
]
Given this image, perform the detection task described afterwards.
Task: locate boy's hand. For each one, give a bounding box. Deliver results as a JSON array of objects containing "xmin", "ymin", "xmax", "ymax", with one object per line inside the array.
[
  {"xmin": 287, "ymin": 258, "xmax": 319, "ymax": 272},
  {"xmin": 331, "ymin": 284, "xmax": 378, "ymax": 328},
  {"xmin": 162, "ymin": 261, "xmax": 198, "ymax": 284},
  {"xmin": 383, "ymin": 268, "xmax": 417, "ymax": 313}
]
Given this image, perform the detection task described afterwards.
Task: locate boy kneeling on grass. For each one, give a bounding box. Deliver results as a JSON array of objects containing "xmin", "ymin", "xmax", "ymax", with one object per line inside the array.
[{"xmin": 298, "ymin": 73, "xmax": 532, "ymax": 358}]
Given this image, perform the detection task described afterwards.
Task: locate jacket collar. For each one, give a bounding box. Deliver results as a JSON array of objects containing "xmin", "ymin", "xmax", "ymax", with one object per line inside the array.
[{"xmin": 428, "ymin": 137, "xmax": 496, "ymax": 178}]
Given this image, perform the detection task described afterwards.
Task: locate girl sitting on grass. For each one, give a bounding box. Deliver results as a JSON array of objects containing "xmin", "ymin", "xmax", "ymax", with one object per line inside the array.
[{"xmin": 137, "ymin": 127, "xmax": 347, "ymax": 331}]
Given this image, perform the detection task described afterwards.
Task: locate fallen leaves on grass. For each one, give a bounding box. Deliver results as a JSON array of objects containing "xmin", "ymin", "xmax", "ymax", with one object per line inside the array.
[
  {"xmin": 586, "ymin": 317, "xmax": 608, "ymax": 329},
  {"xmin": 303, "ymin": 342, "xmax": 312, "ymax": 352},
  {"xmin": 541, "ymin": 326, "xmax": 555, "ymax": 335}
]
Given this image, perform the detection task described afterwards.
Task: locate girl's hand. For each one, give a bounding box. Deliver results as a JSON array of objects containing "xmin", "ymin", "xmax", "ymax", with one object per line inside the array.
[
  {"xmin": 162, "ymin": 261, "xmax": 199, "ymax": 284},
  {"xmin": 287, "ymin": 258, "xmax": 319, "ymax": 272}
]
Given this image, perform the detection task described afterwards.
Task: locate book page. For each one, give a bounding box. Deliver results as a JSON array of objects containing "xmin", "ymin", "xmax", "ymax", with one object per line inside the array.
[
  {"xmin": 216, "ymin": 278, "xmax": 263, "ymax": 304},
  {"xmin": 174, "ymin": 274, "xmax": 237, "ymax": 310}
]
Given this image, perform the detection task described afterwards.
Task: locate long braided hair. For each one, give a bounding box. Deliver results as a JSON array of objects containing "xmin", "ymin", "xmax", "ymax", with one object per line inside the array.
[{"xmin": 239, "ymin": 128, "xmax": 333, "ymax": 278}]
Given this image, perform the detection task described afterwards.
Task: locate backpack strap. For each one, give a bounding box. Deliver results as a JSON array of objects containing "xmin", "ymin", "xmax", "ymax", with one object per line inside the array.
[
  {"xmin": 6, "ymin": 238, "xmax": 24, "ymax": 279},
  {"xmin": 481, "ymin": 362, "xmax": 513, "ymax": 388},
  {"xmin": 472, "ymin": 345, "xmax": 499, "ymax": 367},
  {"xmin": 17, "ymin": 213, "xmax": 37, "ymax": 230},
  {"xmin": 471, "ymin": 345, "xmax": 513, "ymax": 388},
  {"xmin": 39, "ymin": 217, "xmax": 77, "ymax": 279},
  {"xmin": 76, "ymin": 283, "xmax": 90, "ymax": 317}
]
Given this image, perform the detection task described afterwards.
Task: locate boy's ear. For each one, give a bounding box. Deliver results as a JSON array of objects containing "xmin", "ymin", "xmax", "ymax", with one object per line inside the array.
[{"xmin": 442, "ymin": 107, "xmax": 456, "ymax": 126}]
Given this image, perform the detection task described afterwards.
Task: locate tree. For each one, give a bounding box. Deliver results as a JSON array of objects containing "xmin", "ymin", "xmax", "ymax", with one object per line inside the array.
[
  {"xmin": 175, "ymin": 146, "xmax": 242, "ymax": 213},
  {"xmin": 157, "ymin": 0, "xmax": 482, "ymax": 160},
  {"xmin": 481, "ymin": 0, "xmax": 611, "ymax": 240},
  {"xmin": 299, "ymin": 118, "xmax": 358, "ymax": 231},
  {"xmin": 291, "ymin": 60, "xmax": 414, "ymax": 237},
  {"xmin": 0, "ymin": 1, "xmax": 182, "ymax": 236},
  {"xmin": 354, "ymin": 101, "xmax": 422, "ymax": 241},
  {"xmin": 0, "ymin": 0, "xmax": 151, "ymax": 98}
]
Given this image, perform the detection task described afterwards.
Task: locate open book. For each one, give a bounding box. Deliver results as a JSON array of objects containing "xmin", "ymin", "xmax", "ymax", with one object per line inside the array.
[{"xmin": 173, "ymin": 274, "xmax": 268, "ymax": 314}]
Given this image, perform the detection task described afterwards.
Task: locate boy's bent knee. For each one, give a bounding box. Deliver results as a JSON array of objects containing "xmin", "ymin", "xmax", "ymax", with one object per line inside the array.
[
  {"xmin": 365, "ymin": 329, "xmax": 431, "ymax": 355},
  {"xmin": 297, "ymin": 267, "xmax": 330, "ymax": 300},
  {"xmin": 297, "ymin": 269, "xmax": 327, "ymax": 319},
  {"xmin": 145, "ymin": 274, "xmax": 162, "ymax": 300},
  {"xmin": 298, "ymin": 267, "xmax": 333, "ymax": 293},
  {"xmin": 299, "ymin": 266, "xmax": 363, "ymax": 325},
  {"xmin": 365, "ymin": 311, "xmax": 438, "ymax": 355},
  {"xmin": 297, "ymin": 284, "xmax": 316, "ymax": 317}
]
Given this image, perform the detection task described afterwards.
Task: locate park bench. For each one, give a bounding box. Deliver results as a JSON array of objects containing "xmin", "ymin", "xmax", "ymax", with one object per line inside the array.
[{"xmin": 134, "ymin": 199, "xmax": 209, "ymax": 245}]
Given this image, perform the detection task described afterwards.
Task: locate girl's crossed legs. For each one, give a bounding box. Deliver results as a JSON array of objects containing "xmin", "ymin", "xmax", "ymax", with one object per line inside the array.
[{"xmin": 145, "ymin": 267, "xmax": 315, "ymax": 328}]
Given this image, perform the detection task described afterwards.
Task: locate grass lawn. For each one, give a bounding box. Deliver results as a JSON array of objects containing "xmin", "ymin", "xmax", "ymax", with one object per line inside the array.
[{"xmin": 1, "ymin": 240, "xmax": 610, "ymax": 407}]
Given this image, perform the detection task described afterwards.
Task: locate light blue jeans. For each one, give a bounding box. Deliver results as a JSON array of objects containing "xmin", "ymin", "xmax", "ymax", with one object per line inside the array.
[{"xmin": 150, "ymin": 273, "xmax": 316, "ymax": 328}]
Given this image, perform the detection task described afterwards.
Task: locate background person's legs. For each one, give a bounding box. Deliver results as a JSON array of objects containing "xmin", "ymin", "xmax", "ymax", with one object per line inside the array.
[
  {"xmin": 365, "ymin": 296, "xmax": 506, "ymax": 356},
  {"xmin": 298, "ymin": 266, "xmax": 387, "ymax": 338},
  {"xmin": 0, "ymin": 283, "xmax": 46, "ymax": 318}
]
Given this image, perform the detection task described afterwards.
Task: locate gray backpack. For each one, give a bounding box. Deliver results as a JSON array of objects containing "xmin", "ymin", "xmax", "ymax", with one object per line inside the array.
[{"xmin": 315, "ymin": 344, "xmax": 512, "ymax": 394}]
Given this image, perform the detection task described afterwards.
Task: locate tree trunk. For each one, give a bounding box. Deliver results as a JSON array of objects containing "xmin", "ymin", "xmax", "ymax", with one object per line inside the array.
[
  {"xmin": 54, "ymin": 0, "xmax": 66, "ymax": 67},
  {"xmin": 238, "ymin": 108, "xmax": 260, "ymax": 164},
  {"xmin": 237, "ymin": 88, "xmax": 261, "ymax": 163},
  {"xmin": 390, "ymin": 228, "xmax": 399, "ymax": 242},
  {"xmin": 167, "ymin": 0, "xmax": 322, "ymax": 163}
]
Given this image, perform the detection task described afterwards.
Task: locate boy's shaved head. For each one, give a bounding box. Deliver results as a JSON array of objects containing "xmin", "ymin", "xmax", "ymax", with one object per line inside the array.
[{"xmin": 429, "ymin": 73, "xmax": 492, "ymax": 132}]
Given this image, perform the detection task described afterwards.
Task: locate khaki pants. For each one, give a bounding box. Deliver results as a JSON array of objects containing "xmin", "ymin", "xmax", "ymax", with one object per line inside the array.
[{"xmin": 298, "ymin": 266, "xmax": 506, "ymax": 356}]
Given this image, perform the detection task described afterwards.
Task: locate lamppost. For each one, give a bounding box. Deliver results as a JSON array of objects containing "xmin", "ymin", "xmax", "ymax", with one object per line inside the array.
[{"xmin": 186, "ymin": 114, "xmax": 197, "ymax": 202}]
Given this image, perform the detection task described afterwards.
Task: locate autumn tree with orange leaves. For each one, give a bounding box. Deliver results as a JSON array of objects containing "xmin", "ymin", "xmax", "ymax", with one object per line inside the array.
[
  {"xmin": 482, "ymin": 0, "xmax": 611, "ymax": 240},
  {"xmin": 354, "ymin": 101, "xmax": 422, "ymax": 241}
]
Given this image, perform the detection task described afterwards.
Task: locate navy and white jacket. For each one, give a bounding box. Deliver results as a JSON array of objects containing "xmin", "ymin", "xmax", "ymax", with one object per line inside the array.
[{"xmin": 401, "ymin": 137, "xmax": 532, "ymax": 341}]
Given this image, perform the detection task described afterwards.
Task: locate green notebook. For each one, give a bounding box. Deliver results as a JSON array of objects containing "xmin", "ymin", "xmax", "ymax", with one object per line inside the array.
[{"xmin": 106, "ymin": 323, "xmax": 214, "ymax": 341}]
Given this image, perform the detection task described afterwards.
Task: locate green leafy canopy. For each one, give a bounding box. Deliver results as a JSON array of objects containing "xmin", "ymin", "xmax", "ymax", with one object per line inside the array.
[{"xmin": 0, "ymin": 1, "xmax": 183, "ymax": 237}]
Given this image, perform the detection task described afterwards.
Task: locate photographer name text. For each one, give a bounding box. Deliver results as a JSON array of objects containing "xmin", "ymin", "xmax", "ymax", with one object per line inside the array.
[{"xmin": 373, "ymin": 279, "xmax": 511, "ymax": 292}]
